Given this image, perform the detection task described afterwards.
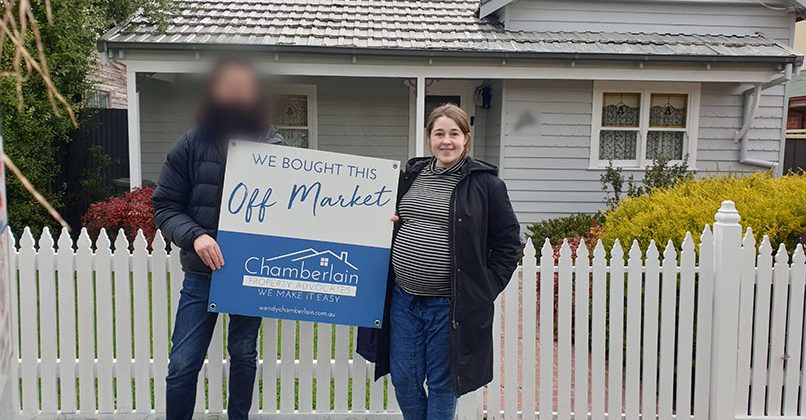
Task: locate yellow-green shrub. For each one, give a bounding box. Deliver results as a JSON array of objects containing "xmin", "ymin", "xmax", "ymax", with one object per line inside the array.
[{"xmin": 599, "ymin": 171, "xmax": 806, "ymax": 253}]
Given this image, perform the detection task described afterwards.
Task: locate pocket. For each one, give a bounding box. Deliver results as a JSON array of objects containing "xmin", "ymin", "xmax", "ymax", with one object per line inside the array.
[{"xmin": 457, "ymin": 305, "xmax": 493, "ymax": 355}]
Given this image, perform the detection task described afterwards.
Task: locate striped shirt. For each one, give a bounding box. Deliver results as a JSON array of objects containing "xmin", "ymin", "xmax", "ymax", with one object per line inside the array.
[{"xmin": 392, "ymin": 158, "xmax": 466, "ymax": 297}]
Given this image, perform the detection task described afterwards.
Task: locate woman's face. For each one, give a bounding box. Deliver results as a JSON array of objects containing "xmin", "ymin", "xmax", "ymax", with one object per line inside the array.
[{"xmin": 428, "ymin": 116, "xmax": 469, "ymax": 168}]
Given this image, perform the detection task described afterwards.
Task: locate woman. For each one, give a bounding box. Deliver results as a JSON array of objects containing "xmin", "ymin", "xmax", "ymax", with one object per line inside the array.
[{"xmin": 357, "ymin": 104, "xmax": 521, "ymax": 420}]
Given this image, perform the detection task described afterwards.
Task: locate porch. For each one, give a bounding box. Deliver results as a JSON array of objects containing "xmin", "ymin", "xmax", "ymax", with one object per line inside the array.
[{"xmin": 130, "ymin": 73, "xmax": 504, "ymax": 187}]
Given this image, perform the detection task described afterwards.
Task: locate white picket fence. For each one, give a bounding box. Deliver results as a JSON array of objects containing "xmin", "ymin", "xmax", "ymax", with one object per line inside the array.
[{"xmin": 6, "ymin": 200, "xmax": 806, "ymax": 420}]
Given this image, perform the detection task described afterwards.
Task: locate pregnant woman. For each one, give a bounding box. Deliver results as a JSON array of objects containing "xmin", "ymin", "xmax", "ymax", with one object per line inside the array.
[{"xmin": 358, "ymin": 103, "xmax": 521, "ymax": 420}]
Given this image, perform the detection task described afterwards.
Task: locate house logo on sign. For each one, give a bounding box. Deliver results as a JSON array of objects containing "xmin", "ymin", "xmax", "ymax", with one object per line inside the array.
[{"xmin": 242, "ymin": 248, "xmax": 361, "ymax": 297}]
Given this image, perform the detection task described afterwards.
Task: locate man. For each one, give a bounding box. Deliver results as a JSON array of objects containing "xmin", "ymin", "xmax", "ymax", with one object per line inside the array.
[{"xmin": 151, "ymin": 56, "xmax": 284, "ymax": 420}]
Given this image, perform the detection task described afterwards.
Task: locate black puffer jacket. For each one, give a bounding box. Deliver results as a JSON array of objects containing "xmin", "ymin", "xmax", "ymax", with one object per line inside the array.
[
  {"xmin": 357, "ymin": 156, "xmax": 522, "ymax": 396},
  {"xmin": 151, "ymin": 126, "xmax": 285, "ymax": 276}
]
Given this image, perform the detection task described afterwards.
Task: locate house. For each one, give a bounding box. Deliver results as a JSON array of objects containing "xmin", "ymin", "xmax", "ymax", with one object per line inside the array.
[
  {"xmin": 98, "ymin": 0, "xmax": 805, "ymax": 226},
  {"xmin": 88, "ymin": 55, "xmax": 128, "ymax": 110},
  {"xmin": 784, "ymin": 21, "xmax": 806, "ymax": 172},
  {"xmin": 785, "ymin": 72, "xmax": 806, "ymax": 172}
]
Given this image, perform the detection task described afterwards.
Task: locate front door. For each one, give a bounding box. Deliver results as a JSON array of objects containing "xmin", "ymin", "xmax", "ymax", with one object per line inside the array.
[{"xmin": 410, "ymin": 80, "xmax": 478, "ymax": 157}]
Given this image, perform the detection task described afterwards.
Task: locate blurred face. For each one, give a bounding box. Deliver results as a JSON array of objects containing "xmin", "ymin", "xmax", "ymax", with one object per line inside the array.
[
  {"xmin": 428, "ymin": 116, "xmax": 469, "ymax": 167},
  {"xmin": 202, "ymin": 63, "xmax": 267, "ymax": 138},
  {"xmin": 210, "ymin": 64, "xmax": 260, "ymax": 110}
]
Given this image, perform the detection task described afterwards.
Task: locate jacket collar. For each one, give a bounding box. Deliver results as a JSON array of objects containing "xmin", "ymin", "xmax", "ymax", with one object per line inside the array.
[
  {"xmin": 196, "ymin": 124, "xmax": 286, "ymax": 146},
  {"xmin": 405, "ymin": 156, "xmax": 498, "ymax": 177}
]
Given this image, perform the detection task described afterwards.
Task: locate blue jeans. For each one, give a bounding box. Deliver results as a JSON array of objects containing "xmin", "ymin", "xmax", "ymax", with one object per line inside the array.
[
  {"xmin": 166, "ymin": 273, "xmax": 262, "ymax": 420},
  {"xmin": 390, "ymin": 284, "xmax": 457, "ymax": 420}
]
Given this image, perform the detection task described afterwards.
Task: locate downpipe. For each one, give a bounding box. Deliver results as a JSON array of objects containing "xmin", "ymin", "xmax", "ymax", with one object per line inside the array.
[{"xmin": 734, "ymin": 63, "xmax": 793, "ymax": 170}]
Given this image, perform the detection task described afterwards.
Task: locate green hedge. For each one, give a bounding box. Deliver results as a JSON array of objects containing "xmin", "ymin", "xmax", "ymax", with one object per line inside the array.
[{"xmin": 599, "ymin": 171, "xmax": 806, "ymax": 252}]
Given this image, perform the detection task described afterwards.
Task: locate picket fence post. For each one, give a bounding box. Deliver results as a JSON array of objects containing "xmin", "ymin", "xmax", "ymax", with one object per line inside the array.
[{"xmin": 709, "ymin": 200, "xmax": 743, "ymax": 420}]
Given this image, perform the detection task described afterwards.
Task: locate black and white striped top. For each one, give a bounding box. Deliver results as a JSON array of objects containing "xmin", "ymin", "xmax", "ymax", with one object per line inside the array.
[{"xmin": 391, "ymin": 158, "xmax": 466, "ymax": 297}]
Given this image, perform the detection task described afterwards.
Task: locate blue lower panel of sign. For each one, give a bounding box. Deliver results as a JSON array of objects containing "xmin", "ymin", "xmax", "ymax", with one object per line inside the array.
[{"xmin": 210, "ymin": 231, "xmax": 389, "ymax": 328}]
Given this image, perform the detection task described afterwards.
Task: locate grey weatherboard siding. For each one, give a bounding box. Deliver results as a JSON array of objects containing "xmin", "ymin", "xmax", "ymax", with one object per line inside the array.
[
  {"xmin": 500, "ymin": 80, "xmax": 786, "ymax": 224},
  {"xmin": 139, "ymin": 76, "xmax": 411, "ymax": 184},
  {"xmin": 493, "ymin": 0, "xmax": 795, "ymax": 225}
]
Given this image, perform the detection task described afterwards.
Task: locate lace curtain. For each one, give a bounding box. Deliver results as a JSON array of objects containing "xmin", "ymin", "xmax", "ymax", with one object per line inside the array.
[
  {"xmin": 599, "ymin": 131, "xmax": 637, "ymax": 160},
  {"xmin": 598, "ymin": 92, "xmax": 687, "ymax": 161}
]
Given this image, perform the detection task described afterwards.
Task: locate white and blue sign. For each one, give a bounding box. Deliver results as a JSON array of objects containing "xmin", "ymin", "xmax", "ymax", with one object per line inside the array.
[{"xmin": 209, "ymin": 141, "xmax": 400, "ymax": 328}]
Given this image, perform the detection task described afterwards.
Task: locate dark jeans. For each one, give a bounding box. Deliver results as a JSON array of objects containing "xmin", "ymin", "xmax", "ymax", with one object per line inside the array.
[
  {"xmin": 166, "ymin": 273, "xmax": 262, "ymax": 420},
  {"xmin": 389, "ymin": 284, "xmax": 457, "ymax": 420}
]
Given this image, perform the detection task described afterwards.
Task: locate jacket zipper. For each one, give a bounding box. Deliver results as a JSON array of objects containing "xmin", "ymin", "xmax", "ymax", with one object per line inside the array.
[{"xmin": 448, "ymin": 171, "xmax": 470, "ymax": 392}]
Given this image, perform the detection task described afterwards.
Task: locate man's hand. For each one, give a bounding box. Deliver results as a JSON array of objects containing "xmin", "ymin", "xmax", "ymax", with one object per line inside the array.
[
  {"xmin": 390, "ymin": 215, "xmax": 399, "ymax": 222},
  {"xmin": 194, "ymin": 234, "xmax": 224, "ymax": 270}
]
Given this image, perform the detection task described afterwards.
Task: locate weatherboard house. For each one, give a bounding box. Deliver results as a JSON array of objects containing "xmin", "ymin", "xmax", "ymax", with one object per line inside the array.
[{"xmin": 100, "ymin": 0, "xmax": 806, "ymax": 226}]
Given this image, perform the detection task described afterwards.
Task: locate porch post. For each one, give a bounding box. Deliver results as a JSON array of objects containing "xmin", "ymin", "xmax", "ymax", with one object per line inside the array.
[
  {"xmin": 709, "ymin": 200, "xmax": 743, "ymax": 420},
  {"xmin": 126, "ymin": 69, "xmax": 142, "ymax": 189},
  {"xmin": 415, "ymin": 76, "xmax": 426, "ymax": 157}
]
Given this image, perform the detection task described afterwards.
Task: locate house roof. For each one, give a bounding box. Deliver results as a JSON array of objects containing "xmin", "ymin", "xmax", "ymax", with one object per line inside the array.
[
  {"xmin": 100, "ymin": 0, "xmax": 802, "ymax": 64},
  {"xmin": 479, "ymin": 0, "xmax": 806, "ymax": 19},
  {"xmin": 479, "ymin": 0, "xmax": 806, "ymax": 17}
]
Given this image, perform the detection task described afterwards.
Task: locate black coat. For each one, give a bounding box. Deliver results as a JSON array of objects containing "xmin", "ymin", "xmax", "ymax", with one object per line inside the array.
[
  {"xmin": 151, "ymin": 126, "xmax": 285, "ymax": 276},
  {"xmin": 356, "ymin": 156, "xmax": 522, "ymax": 396}
]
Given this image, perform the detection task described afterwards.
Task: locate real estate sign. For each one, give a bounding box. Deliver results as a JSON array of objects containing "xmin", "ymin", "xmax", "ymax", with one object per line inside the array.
[{"xmin": 210, "ymin": 141, "xmax": 399, "ymax": 328}]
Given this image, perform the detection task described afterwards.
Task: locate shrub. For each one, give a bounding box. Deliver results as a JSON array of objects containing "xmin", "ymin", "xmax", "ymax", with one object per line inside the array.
[
  {"xmin": 527, "ymin": 213, "xmax": 602, "ymax": 247},
  {"xmin": 82, "ymin": 187, "xmax": 156, "ymax": 246},
  {"xmin": 526, "ymin": 213, "xmax": 602, "ymax": 258},
  {"xmin": 600, "ymin": 157, "xmax": 694, "ymax": 208},
  {"xmin": 599, "ymin": 171, "xmax": 806, "ymax": 253}
]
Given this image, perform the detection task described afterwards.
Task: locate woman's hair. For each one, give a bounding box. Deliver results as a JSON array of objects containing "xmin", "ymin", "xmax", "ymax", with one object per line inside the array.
[{"xmin": 425, "ymin": 103, "xmax": 472, "ymax": 158}]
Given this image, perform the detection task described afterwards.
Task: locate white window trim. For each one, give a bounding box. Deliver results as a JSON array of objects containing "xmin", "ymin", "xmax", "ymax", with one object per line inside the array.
[
  {"xmin": 274, "ymin": 83, "xmax": 318, "ymax": 149},
  {"xmin": 589, "ymin": 81, "xmax": 700, "ymax": 170}
]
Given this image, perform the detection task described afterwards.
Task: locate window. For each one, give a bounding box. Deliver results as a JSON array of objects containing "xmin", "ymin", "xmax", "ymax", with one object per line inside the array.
[
  {"xmin": 590, "ymin": 82, "xmax": 700, "ymax": 168},
  {"xmin": 87, "ymin": 89, "xmax": 110, "ymax": 109},
  {"xmin": 275, "ymin": 84, "xmax": 317, "ymax": 149}
]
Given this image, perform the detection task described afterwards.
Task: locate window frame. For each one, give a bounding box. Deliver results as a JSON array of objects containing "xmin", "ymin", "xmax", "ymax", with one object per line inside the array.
[
  {"xmin": 589, "ymin": 81, "xmax": 700, "ymax": 170},
  {"xmin": 274, "ymin": 84, "xmax": 318, "ymax": 149},
  {"xmin": 87, "ymin": 88, "xmax": 111, "ymax": 109}
]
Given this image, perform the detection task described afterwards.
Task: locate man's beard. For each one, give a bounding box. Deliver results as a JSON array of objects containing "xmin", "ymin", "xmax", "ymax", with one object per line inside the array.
[{"xmin": 199, "ymin": 102, "xmax": 267, "ymax": 140}]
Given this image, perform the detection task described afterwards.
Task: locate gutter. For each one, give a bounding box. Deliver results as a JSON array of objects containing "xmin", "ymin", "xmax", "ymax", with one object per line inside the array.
[
  {"xmin": 734, "ymin": 62, "xmax": 794, "ymax": 169},
  {"xmin": 96, "ymin": 41, "xmax": 805, "ymax": 66}
]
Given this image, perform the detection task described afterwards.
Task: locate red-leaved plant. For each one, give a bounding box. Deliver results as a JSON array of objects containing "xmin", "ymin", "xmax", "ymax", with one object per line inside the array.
[{"xmin": 82, "ymin": 187, "xmax": 157, "ymax": 246}]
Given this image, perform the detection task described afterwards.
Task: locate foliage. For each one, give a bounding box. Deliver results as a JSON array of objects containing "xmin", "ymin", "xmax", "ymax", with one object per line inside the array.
[
  {"xmin": 526, "ymin": 213, "xmax": 603, "ymax": 247},
  {"xmin": 93, "ymin": 0, "xmax": 178, "ymax": 31},
  {"xmin": 526, "ymin": 213, "xmax": 602, "ymax": 258},
  {"xmin": 82, "ymin": 187, "xmax": 156, "ymax": 245},
  {"xmin": 598, "ymin": 171, "xmax": 806, "ymax": 253},
  {"xmin": 600, "ymin": 156, "xmax": 694, "ymax": 208},
  {"xmin": 0, "ymin": 0, "xmax": 173, "ymax": 234},
  {"xmin": 0, "ymin": 0, "xmax": 95, "ymax": 234}
]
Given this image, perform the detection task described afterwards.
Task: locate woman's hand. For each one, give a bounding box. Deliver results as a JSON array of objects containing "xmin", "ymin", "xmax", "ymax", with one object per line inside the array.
[
  {"xmin": 390, "ymin": 215, "xmax": 400, "ymax": 222},
  {"xmin": 194, "ymin": 234, "xmax": 224, "ymax": 270}
]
